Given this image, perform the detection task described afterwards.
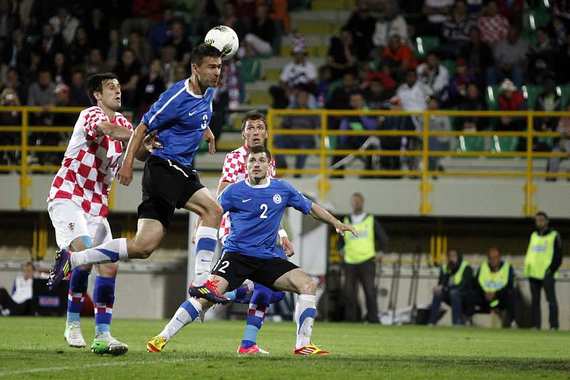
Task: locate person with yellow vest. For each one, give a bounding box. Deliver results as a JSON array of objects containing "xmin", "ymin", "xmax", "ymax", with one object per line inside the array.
[
  {"xmin": 474, "ymin": 247, "xmax": 516, "ymax": 327},
  {"xmin": 338, "ymin": 192, "xmax": 388, "ymax": 323},
  {"xmin": 429, "ymin": 249, "xmax": 475, "ymax": 325},
  {"xmin": 524, "ymin": 211, "xmax": 563, "ymax": 330}
]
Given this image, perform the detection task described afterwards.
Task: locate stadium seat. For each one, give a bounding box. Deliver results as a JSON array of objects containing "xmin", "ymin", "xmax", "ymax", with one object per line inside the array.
[
  {"xmin": 559, "ymin": 84, "xmax": 570, "ymax": 107},
  {"xmin": 414, "ymin": 36, "xmax": 440, "ymax": 58},
  {"xmin": 458, "ymin": 135, "xmax": 485, "ymax": 152},
  {"xmin": 523, "ymin": 85, "xmax": 541, "ymax": 110},
  {"xmin": 492, "ymin": 136, "xmax": 519, "ymax": 153},
  {"xmin": 485, "ymin": 86, "xmax": 500, "ymax": 110},
  {"xmin": 442, "ymin": 60, "xmax": 456, "ymax": 77},
  {"xmin": 240, "ymin": 58, "xmax": 262, "ymax": 83}
]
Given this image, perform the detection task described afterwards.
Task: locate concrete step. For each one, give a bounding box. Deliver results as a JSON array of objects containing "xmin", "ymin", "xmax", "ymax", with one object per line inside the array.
[
  {"xmin": 292, "ymin": 19, "xmax": 339, "ymax": 35},
  {"xmin": 280, "ymin": 44, "xmax": 329, "ymax": 58},
  {"xmin": 291, "ymin": 10, "xmax": 351, "ymax": 22},
  {"xmin": 311, "ymin": 0, "xmax": 355, "ymax": 11}
]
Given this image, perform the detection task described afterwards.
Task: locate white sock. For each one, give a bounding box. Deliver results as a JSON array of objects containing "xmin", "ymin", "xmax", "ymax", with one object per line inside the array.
[
  {"xmin": 295, "ymin": 294, "xmax": 317, "ymax": 349},
  {"xmin": 193, "ymin": 226, "xmax": 218, "ymax": 285},
  {"xmin": 159, "ymin": 298, "xmax": 202, "ymax": 340},
  {"xmin": 70, "ymin": 238, "xmax": 128, "ymax": 269}
]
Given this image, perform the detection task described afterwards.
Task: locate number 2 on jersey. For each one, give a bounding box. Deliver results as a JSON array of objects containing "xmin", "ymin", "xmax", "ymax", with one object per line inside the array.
[{"xmin": 259, "ymin": 203, "xmax": 268, "ymax": 219}]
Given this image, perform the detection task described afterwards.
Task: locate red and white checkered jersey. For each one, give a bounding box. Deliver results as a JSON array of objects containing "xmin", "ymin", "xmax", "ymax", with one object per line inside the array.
[
  {"xmin": 47, "ymin": 106, "xmax": 133, "ymax": 217},
  {"xmin": 218, "ymin": 145, "xmax": 276, "ymax": 239}
]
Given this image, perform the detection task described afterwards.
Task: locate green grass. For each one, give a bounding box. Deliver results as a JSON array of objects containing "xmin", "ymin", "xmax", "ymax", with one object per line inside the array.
[{"xmin": 0, "ymin": 318, "xmax": 569, "ymax": 379}]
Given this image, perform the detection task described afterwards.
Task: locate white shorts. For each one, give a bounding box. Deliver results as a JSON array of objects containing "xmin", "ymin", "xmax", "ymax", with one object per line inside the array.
[{"xmin": 48, "ymin": 199, "xmax": 112, "ymax": 250}]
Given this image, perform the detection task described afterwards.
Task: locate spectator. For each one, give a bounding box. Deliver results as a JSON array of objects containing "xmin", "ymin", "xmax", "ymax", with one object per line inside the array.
[
  {"xmin": 332, "ymin": 91, "xmax": 379, "ymax": 173},
  {"xmin": 105, "ymin": 29, "xmax": 122, "ymax": 70},
  {"xmin": 528, "ymin": 28, "xmax": 555, "ymax": 85},
  {"xmin": 68, "ymin": 70, "xmax": 91, "ymax": 107},
  {"xmin": 165, "ymin": 19, "xmax": 192, "ymax": 61},
  {"xmin": 456, "ymin": 83, "xmax": 488, "ymax": 130},
  {"xmin": 488, "ymin": 25, "xmax": 528, "ymax": 87},
  {"xmin": 326, "ymin": 71, "xmax": 359, "ymax": 130},
  {"xmin": 477, "ymin": 1, "xmax": 509, "ymax": 46},
  {"xmin": 365, "ymin": 64, "xmax": 397, "ymax": 93},
  {"xmin": 0, "ymin": 0, "xmax": 15, "ymax": 43},
  {"xmin": 148, "ymin": 8, "xmax": 174, "ymax": 54},
  {"xmin": 524, "ymin": 211, "xmax": 562, "ymax": 330},
  {"xmin": 441, "ymin": 1, "xmax": 476, "ymax": 57},
  {"xmin": 372, "ymin": 2, "xmax": 409, "ymax": 49},
  {"xmin": 0, "ymin": 88, "xmax": 21, "ymax": 166},
  {"xmin": 114, "ymin": 48, "xmax": 141, "ymax": 110},
  {"xmin": 327, "ymin": 28, "xmax": 357, "ymax": 81},
  {"xmin": 159, "ymin": 44, "xmax": 178, "ymax": 86},
  {"xmin": 49, "ymin": 7, "xmax": 80, "ymax": 45},
  {"xmin": 427, "ymin": 96, "xmax": 452, "ymax": 171},
  {"xmin": 460, "ymin": 28, "xmax": 494, "ymax": 88},
  {"xmin": 421, "ymin": 0, "xmax": 454, "ymax": 37},
  {"xmin": 496, "ymin": 79, "xmax": 525, "ymax": 140},
  {"xmin": 274, "ymin": 86, "xmax": 319, "ymax": 176},
  {"xmin": 548, "ymin": 16, "xmax": 567, "ymax": 48},
  {"xmin": 546, "ymin": 104, "xmax": 570, "ymax": 177},
  {"xmin": 363, "ymin": 77, "xmax": 393, "ymax": 109},
  {"xmin": 85, "ymin": 48, "xmax": 107, "ymax": 76},
  {"xmin": 69, "ymin": 26, "xmax": 92, "ymax": 66},
  {"xmin": 338, "ymin": 192, "xmax": 388, "ymax": 323},
  {"xmin": 397, "ymin": 69, "xmax": 429, "ymax": 112},
  {"xmin": 0, "ymin": 262, "xmax": 34, "ymax": 316},
  {"xmin": 473, "ymin": 247, "xmax": 516, "ymax": 328},
  {"xmin": 429, "ymin": 249, "xmax": 475, "ymax": 326},
  {"xmin": 379, "ymin": 97, "xmax": 415, "ymax": 173},
  {"xmin": 316, "ymin": 65, "xmax": 333, "ymax": 107},
  {"xmin": 496, "ymin": 0, "xmax": 523, "ymax": 24},
  {"xmin": 381, "ymin": 34, "xmax": 417, "ymax": 80},
  {"xmin": 211, "ymin": 58, "xmax": 242, "ymax": 141},
  {"xmin": 416, "ymin": 51, "xmax": 450, "ymax": 99},
  {"xmin": 244, "ymin": 4, "xmax": 276, "ymax": 56},
  {"xmin": 344, "ymin": 0, "xmax": 376, "ymax": 61},
  {"xmin": 3, "ymin": 67, "xmax": 27, "ymax": 105},
  {"xmin": 534, "ymin": 78, "xmax": 562, "ymax": 143},
  {"xmin": 51, "ymin": 52, "xmax": 71, "ymax": 85},
  {"xmin": 27, "ymin": 68, "xmax": 56, "ymax": 110},
  {"xmin": 4, "ymin": 29, "xmax": 32, "ymax": 77},
  {"xmin": 36, "ymin": 24, "xmax": 65, "ymax": 67},
  {"xmin": 279, "ymin": 44, "xmax": 317, "ymax": 93},
  {"xmin": 220, "ymin": 3, "xmax": 246, "ymax": 39},
  {"xmin": 84, "ymin": 9, "xmax": 110, "ymax": 53},
  {"xmin": 446, "ymin": 58, "xmax": 475, "ymax": 107},
  {"xmin": 127, "ymin": 31, "xmax": 153, "ymax": 67},
  {"xmin": 135, "ymin": 58, "xmax": 166, "ymax": 120}
]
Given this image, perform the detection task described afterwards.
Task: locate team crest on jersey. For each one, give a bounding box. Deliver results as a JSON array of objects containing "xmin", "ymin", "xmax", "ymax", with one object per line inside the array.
[
  {"xmin": 273, "ymin": 194, "xmax": 282, "ymax": 204},
  {"xmin": 68, "ymin": 223, "xmax": 75, "ymax": 231}
]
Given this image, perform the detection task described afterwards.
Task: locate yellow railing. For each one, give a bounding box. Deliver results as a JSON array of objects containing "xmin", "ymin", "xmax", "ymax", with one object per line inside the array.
[{"xmin": 267, "ymin": 109, "xmax": 570, "ymax": 216}]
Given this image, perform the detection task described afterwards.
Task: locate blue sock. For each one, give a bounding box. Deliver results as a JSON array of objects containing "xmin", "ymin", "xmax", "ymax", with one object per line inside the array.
[
  {"xmin": 67, "ymin": 268, "xmax": 90, "ymax": 324},
  {"xmin": 93, "ymin": 276, "xmax": 115, "ymax": 336},
  {"xmin": 240, "ymin": 284, "xmax": 271, "ymax": 348}
]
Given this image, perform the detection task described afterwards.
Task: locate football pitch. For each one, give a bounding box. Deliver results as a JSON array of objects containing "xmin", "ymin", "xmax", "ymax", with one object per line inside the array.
[{"xmin": 0, "ymin": 318, "xmax": 568, "ymax": 379}]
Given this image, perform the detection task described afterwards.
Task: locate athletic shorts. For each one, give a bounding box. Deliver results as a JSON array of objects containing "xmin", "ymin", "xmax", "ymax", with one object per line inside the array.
[
  {"xmin": 212, "ymin": 252, "xmax": 299, "ymax": 291},
  {"xmin": 47, "ymin": 199, "xmax": 112, "ymax": 250},
  {"xmin": 138, "ymin": 155, "xmax": 204, "ymax": 229}
]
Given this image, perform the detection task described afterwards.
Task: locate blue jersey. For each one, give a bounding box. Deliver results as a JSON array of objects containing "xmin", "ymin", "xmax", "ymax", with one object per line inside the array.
[
  {"xmin": 219, "ymin": 178, "xmax": 313, "ymax": 259},
  {"xmin": 141, "ymin": 79, "xmax": 215, "ymax": 167}
]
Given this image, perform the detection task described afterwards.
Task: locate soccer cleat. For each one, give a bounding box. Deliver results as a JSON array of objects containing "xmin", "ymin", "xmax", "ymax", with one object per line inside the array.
[
  {"xmin": 188, "ymin": 280, "xmax": 230, "ymax": 304},
  {"xmin": 47, "ymin": 249, "xmax": 72, "ymax": 290},
  {"xmin": 294, "ymin": 343, "xmax": 329, "ymax": 356},
  {"xmin": 237, "ymin": 344, "xmax": 269, "ymax": 355},
  {"xmin": 64, "ymin": 322, "xmax": 86, "ymax": 348},
  {"xmin": 91, "ymin": 333, "xmax": 128, "ymax": 356},
  {"xmin": 146, "ymin": 335, "xmax": 168, "ymax": 353}
]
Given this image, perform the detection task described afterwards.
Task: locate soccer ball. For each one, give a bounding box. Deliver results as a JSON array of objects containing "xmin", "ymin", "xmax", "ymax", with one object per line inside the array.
[{"xmin": 204, "ymin": 25, "xmax": 239, "ymax": 61}]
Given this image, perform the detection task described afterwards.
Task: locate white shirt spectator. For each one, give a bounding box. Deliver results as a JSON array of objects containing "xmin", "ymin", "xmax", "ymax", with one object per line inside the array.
[
  {"xmin": 416, "ymin": 63, "xmax": 450, "ymax": 94},
  {"xmin": 372, "ymin": 15, "xmax": 409, "ymax": 47},
  {"xmin": 49, "ymin": 12, "xmax": 80, "ymax": 45},
  {"xmin": 397, "ymin": 82, "xmax": 429, "ymax": 111},
  {"xmin": 280, "ymin": 60, "xmax": 317, "ymax": 88},
  {"xmin": 425, "ymin": 0, "xmax": 455, "ymax": 23},
  {"xmin": 11, "ymin": 275, "xmax": 32, "ymax": 304}
]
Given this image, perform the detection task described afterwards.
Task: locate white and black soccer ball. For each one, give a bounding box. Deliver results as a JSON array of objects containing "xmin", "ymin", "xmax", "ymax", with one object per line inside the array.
[{"xmin": 204, "ymin": 25, "xmax": 239, "ymax": 60}]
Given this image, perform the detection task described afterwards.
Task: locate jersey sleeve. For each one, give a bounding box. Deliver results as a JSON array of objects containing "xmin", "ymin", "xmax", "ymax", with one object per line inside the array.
[
  {"xmin": 82, "ymin": 108, "xmax": 108, "ymax": 140},
  {"xmin": 141, "ymin": 90, "xmax": 178, "ymax": 133},
  {"xmin": 218, "ymin": 184, "xmax": 234, "ymax": 213},
  {"xmin": 284, "ymin": 181, "xmax": 312, "ymax": 214},
  {"xmin": 220, "ymin": 152, "xmax": 242, "ymax": 184}
]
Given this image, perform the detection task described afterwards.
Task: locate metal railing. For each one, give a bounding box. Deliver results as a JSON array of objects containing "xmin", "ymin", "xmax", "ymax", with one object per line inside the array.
[{"xmin": 267, "ymin": 109, "xmax": 570, "ymax": 216}]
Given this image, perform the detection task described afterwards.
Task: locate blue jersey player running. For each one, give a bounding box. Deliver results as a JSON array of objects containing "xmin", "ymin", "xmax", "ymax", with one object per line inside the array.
[
  {"xmin": 48, "ymin": 44, "xmax": 228, "ymax": 305},
  {"xmin": 147, "ymin": 145, "xmax": 357, "ymax": 355}
]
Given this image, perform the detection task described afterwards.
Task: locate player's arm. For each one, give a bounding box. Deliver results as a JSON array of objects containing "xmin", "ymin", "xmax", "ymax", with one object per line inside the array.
[
  {"xmin": 135, "ymin": 131, "xmax": 163, "ymax": 162},
  {"xmin": 309, "ymin": 203, "xmax": 358, "ymax": 237},
  {"xmin": 97, "ymin": 121, "xmax": 132, "ymax": 142},
  {"xmin": 117, "ymin": 122, "xmax": 148, "ymax": 186}
]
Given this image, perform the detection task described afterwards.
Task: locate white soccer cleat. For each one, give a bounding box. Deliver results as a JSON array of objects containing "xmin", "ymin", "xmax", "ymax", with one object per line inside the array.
[
  {"xmin": 64, "ymin": 322, "xmax": 86, "ymax": 348},
  {"xmin": 91, "ymin": 333, "xmax": 129, "ymax": 355}
]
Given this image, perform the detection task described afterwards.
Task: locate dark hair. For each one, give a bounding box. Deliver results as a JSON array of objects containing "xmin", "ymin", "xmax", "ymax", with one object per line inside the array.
[
  {"xmin": 536, "ymin": 211, "xmax": 549, "ymax": 219},
  {"xmin": 351, "ymin": 192, "xmax": 364, "ymax": 200},
  {"xmin": 190, "ymin": 43, "xmax": 222, "ymax": 66},
  {"xmin": 86, "ymin": 72, "xmax": 119, "ymax": 105},
  {"xmin": 241, "ymin": 110, "xmax": 267, "ymax": 132},
  {"xmin": 248, "ymin": 144, "xmax": 272, "ymax": 161}
]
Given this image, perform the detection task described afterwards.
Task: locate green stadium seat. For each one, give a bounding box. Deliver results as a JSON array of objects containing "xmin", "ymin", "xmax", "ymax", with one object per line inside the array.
[
  {"xmin": 559, "ymin": 84, "xmax": 570, "ymax": 107},
  {"xmin": 442, "ymin": 60, "xmax": 456, "ymax": 76},
  {"xmin": 458, "ymin": 135, "xmax": 485, "ymax": 152},
  {"xmin": 492, "ymin": 136, "xmax": 519, "ymax": 152},
  {"xmin": 523, "ymin": 85, "xmax": 542, "ymax": 110},
  {"xmin": 414, "ymin": 36, "xmax": 440, "ymax": 58},
  {"xmin": 485, "ymin": 86, "xmax": 500, "ymax": 110},
  {"xmin": 239, "ymin": 58, "xmax": 262, "ymax": 83}
]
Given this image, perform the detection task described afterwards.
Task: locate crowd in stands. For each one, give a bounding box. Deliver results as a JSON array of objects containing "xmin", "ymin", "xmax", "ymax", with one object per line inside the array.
[{"xmin": 0, "ymin": 0, "xmax": 568, "ymax": 174}]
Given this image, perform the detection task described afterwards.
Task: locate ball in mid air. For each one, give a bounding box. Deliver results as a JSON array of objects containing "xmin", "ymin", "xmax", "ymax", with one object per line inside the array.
[{"xmin": 204, "ymin": 25, "xmax": 239, "ymax": 60}]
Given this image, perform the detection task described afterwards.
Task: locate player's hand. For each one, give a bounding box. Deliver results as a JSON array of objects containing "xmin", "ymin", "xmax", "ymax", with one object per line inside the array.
[
  {"xmin": 335, "ymin": 222, "xmax": 358, "ymax": 237},
  {"xmin": 281, "ymin": 236, "xmax": 295, "ymax": 257},
  {"xmin": 117, "ymin": 164, "xmax": 133, "ymax": 186},
  {"xmin": 203, "ymin": 127, "xmax": 216, "ymax": 154},
  {"xmin": 143, "ymin": 131, "xmax": 162, "ymax": 152}
]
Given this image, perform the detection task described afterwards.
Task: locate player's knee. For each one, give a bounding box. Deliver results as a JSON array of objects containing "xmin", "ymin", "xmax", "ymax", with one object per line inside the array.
[
  {"xmin": 98, "ymin": 263, "xmax": 118, "ymax": 277},
  {"xmin": 202, "ymin": 203, "xmax": 222, "ymax": 225},
  {"xmin": 298, "ymin": 279, "xmax": 317, "ymax": 295}
]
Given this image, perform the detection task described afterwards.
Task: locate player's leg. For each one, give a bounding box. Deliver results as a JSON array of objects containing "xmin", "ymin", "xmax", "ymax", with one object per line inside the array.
[
  {"xmin": 184, "ymin": 188, "xmax": 223, "ymax": 286},
  {"xmin": 266, "ymin": 263, "xmax": 327, "ymax": 356},
  {"xmin": 89, "ymin": 218, "xmax": 128, "ymax": 355},
  {"xmin": 147, "ymin": 274, "xmax": 229, "ymax": 353}
]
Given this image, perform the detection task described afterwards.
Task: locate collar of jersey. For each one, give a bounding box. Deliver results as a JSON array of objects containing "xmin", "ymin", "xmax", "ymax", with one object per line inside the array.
[
  {"xmin": 185, "ymin": 78, "xmax": 204, "ymax": 98},
  {"xmin": 245, "ymin": 178, "xmax": 271, "ymax": 189}
]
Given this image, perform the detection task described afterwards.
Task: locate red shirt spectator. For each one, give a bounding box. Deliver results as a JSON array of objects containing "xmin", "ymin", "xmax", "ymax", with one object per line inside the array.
[
  {"xmin": 382, "ymin": 35, "xmax": 417, "ymax": 72},
  {"xmin": 477, "ymin": 1, "xmax": 509, "ymax": 45}
]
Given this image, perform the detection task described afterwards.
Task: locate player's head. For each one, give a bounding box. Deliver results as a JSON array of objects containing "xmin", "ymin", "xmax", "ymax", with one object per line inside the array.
[
  {"xmin": 86, "ymin": 72, "xmax": 121, "ymax": 111},
  {"xmin": 246, "ymin": 145, "xmax": 272, "ymax": 184},
  {"xmin": 535, "ymin": 211, "xmax": 549, "ymax": 230},
  {"xmin": 241, "ymin": 110, "xmax": 268, "ymax": 148},
  {"xmin": 190, "ymin": 43, "xmax": 222, "ymax": 91}
]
